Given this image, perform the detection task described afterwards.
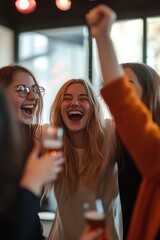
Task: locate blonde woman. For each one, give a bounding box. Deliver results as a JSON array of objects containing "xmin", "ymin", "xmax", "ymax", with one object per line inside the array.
[{"xmin": 43, "ymin": 79, "xmax": 123, "ymax": 240}]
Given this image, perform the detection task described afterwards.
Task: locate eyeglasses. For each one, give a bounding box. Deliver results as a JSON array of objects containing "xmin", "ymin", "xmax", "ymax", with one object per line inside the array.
[{"xmin": 16, "ymin": 84, "xmax": 45, "ymax": 98}]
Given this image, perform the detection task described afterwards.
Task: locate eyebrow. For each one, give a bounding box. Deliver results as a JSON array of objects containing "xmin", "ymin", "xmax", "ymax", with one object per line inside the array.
[
  {"xmin": 64, "ymin": 93, "xmax": 88, "ymax": 97},
  {"xmin": 14, "ymin": 84, "xmax": 36, "ymax": 88},
  {"xmin": 79, "ymin": 94, "xmax": 88, "ymax": 97}
]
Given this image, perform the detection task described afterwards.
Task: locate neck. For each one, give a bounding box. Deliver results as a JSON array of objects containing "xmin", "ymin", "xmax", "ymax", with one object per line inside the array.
[{"xmin": 68, "ymin": 130, "xmax": 87, "ymax": 148}]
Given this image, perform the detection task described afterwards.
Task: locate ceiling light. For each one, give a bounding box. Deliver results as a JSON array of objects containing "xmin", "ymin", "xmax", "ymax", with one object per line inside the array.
[
  {"xmin": 55, "ymin": 0, "xmax": 71, "ymax": 11},
  {"xmin": 15, "ymin": 0, "xmax": 36, "ymax": 14}
]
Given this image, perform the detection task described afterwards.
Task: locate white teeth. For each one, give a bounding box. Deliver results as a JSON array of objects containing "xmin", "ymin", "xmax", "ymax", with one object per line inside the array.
[
  {"xmin": 22, "ymin": 104, "xmax": 34, "ymax": 108},
  {"xmin": 68, "ymin": 111, "xmax": 82, "ymax": 115}
]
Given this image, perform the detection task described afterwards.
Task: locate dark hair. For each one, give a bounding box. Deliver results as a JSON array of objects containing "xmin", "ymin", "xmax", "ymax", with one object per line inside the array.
[
  {"xmin": 0, "ymin": 92, "xmax": 23, "ymax": 215},
  {"xmin": 117, "ymin": 63, "xmax": 160, "ymax": 170}
]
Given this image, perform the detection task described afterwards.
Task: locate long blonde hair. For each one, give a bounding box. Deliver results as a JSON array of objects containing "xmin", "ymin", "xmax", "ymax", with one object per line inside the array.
[{"xmin": 44, "ymin": 79, "xmax": 114, "ymax": 201}]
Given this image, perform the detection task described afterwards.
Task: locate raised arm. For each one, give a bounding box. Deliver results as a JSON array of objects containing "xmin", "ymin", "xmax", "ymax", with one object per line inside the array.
[{"xmin": 86, "ymin": 4, "xmax": 124, "ymax": 85}]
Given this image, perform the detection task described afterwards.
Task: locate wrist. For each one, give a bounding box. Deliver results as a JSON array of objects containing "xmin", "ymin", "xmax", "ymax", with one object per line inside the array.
[{"xmin": 20, "ymin": 175, "xmax": 42, "ymax": 196}]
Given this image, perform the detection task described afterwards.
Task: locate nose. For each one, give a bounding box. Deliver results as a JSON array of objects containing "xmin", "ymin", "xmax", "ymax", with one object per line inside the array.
[
  {"xmin": 27, "ymin": 90, "xmax": 37, "ymax": 100},
  {"xmin": 70, "ymin": 98, "xmax": 80, "ymax": 107}
]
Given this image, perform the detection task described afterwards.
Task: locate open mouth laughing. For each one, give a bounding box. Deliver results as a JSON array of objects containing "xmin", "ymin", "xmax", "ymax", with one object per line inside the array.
[
  {"xmin": 20, "ymin": 104, "xmax": 36, "ymax": 117},
  {"xmin": 68, "ymin": 110, "xmax": 83, "ymax": 121}
]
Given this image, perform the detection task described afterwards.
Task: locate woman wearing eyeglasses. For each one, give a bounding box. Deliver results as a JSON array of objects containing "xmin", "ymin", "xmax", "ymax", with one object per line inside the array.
[
  {"xmin": 0, "ymin": 64, "xmax": 65, "ymax": 240},
  {"xmin": 0, "ymin": 91, "xmax": 64, "ymax": 240},
  {"xmin": 0, "ymin": 64, "xmax": 45, "ymax": 125},
  {"xmin": 0, "ymin": 64, "xmax": 46, "ymax": 158}
]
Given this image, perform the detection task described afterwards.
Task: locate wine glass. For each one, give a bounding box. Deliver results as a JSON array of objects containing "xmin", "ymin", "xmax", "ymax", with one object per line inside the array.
[
  {"xmin": 42, "ymin": 125, "xmax": 63, "ymax": 156},
  {"xmin": 83, "ymin": 198, "xmax": 106, "ymax": 231}
]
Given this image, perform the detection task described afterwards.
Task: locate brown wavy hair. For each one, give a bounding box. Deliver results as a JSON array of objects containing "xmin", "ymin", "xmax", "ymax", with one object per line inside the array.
[
  {"xmin": 122, "ymin": 62, "xmax": 160, "ymax": 126},
  {"xmin": 117, "ymin": 62, "xmax": 160, "ymax": 170},
  {"xmin": 0, "ymin": 64, "xmax": 43, "ymax": 124}
]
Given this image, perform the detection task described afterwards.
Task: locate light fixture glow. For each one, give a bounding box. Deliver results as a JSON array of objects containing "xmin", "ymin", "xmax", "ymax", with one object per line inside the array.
[
  {"xmin": 15, "ymin": 0, "xmax": 36, "ymax": 14},
  {"xmin": 55, "ymin": 0, "xmax": 71, "ymax": 11}
]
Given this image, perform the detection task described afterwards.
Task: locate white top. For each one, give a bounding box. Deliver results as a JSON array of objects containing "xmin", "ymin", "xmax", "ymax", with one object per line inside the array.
[{"xmin": 47, "ymin": 120, "xmax": 123, "ymax": 240}]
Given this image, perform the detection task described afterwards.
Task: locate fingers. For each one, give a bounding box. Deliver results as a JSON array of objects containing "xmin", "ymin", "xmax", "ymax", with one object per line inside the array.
[
  {"xmin": 86, "ymin": 4, "xmax": 116, "ymax": 27},
  {"xmin": 42, "ymin": 150, "xmax": 64, "ymax": 162},
  {"xmin": 47, "ymin": 153, "xmax": 64, "ymax": 180},
  {"xmin": 52, "ymin": 155, "xmax": 64, "ymax": 174},
  {"xmin": 99, "ymin": 229, "xmax": 112, "ymax": 240},
  {"xmin": 52, "ymin": 166, "xmax": 63, "ymax": 173},
  {"xmin": 49, "ymin": 157, "xmax": 64, "ymax": 181},
  {"xmin": 53, "ymin": 157, "xmax": 65, "ymax": 166},
  {"xmin": 51, "ymin": 151, "xmax": 64, "ymax": 160},
  {"xmin": 80, "ymin": 227, "xmax": 104, "ymax": 240},
  {"xmin": 89, "ymin": 229, "xmax": 104, "ymax": 240},
  {"xmin": 51, "ymin": 166, "xmax": 63, "ymax": 180},
  {"xmin": 45, "ymin": 152, "xmax": 65, "ymax": 167},
  {"xmin": 52, "ymin": 154, "xmax": 64, "ymax": 168}
]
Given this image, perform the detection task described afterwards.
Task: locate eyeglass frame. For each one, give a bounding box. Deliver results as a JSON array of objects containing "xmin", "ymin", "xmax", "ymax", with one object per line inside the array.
[{"xmin": 16, "ymin": 84, "xmax": 45, "ymax": 98}]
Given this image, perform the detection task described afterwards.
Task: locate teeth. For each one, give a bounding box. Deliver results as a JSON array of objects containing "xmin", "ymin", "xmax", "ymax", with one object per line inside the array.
[
  {"xmin": 22, "ymin": 104, "xmax": 34, "ymax": 109},
  {"xmin": 68, "ymin": 111, "xmax": 82, "ymax": 115}
]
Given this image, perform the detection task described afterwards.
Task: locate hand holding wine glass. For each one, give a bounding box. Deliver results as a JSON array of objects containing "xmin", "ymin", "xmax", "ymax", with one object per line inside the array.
[{"xmin": 42, "ymin": 125, "xmax": 63, "ymax": 156}]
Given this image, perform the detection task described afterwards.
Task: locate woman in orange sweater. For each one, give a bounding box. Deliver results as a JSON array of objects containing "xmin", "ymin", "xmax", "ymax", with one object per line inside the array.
[
  {"xmin": 86, "ymin": 4, "xmax": 160, "ymax": 240},
  {"xmin": 116, "ymin": 62, "xmax": 160, "ymax": 239}
]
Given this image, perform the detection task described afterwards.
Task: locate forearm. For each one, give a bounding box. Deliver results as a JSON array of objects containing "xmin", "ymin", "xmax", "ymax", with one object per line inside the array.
[{"xmin": 96, "ymin": 31, "xmax": 124, "ymax": 86}]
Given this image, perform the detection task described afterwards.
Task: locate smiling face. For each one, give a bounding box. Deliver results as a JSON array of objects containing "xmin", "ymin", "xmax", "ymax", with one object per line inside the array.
[
  {"xmin": 5, "ymin": 71, "xmax": 39, "ymax": 124},
  {"xmin": 60, "ymin": 82, "xmax": 91, "ymax": 133}
]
